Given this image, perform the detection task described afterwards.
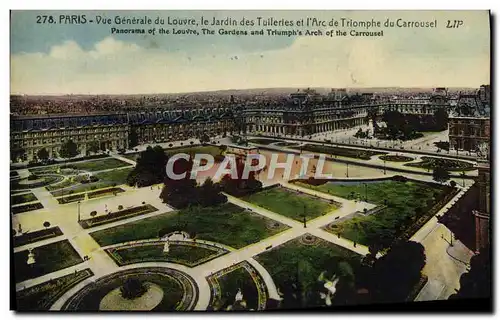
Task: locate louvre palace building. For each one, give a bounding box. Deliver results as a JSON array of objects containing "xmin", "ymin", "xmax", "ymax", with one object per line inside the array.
[{"xmin": 10, "ymin": 88, "xmax": 455, "ymax": 162}]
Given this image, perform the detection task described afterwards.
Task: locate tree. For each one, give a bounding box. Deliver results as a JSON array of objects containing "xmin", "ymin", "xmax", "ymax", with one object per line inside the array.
[
  {"xmin": 120, "ymin": 278, "xmax": 148, "ymax": 300},
  {"xmin": 90, "ymin": 211, "xmax": 97, "ymax": 218},
  {"xmin": 11, "ymin": 147, "xmax": 25, "ymax": 162},
  {"xmin": 450, "ymin": 180, "xmax": 457, "ymax": 188},
  {"xmin": 449, "ymin": 244, "xmax": 491, "ymax": 300},
  {"xmin": 60, "ymin": 139, "xmax": 79, "ymax": 159},
  {"xmin": 87, "ymin": 140, "xmax": 100, "ymax": 154},
  {"xmin": 200, "ymin": 133, "xmax": 210, "ymax": 144},
  {"xmin": 127, "ymin": 145, "xmax": 168, "ymax": 187},
  {"xmin": 220, "ymin": 157, "xmax": 263, "ymax": 197},
  {"xmin": 433, "ymin": 165, "xmax": 450, "ymax": 184},
  {"xmin": 128, "ymin": 126, "xmax": 139, "ymax": 149},
  {"xmin": 43, "ymin": 221, "xmax": 50, "ymax": 229},
  {"xmin": 37, "ymin": 148, "xmax": 50, "ymax": 162},
  {"xmin": 370, "ymin": 241, "xmax": 426, "ymax": 303}
]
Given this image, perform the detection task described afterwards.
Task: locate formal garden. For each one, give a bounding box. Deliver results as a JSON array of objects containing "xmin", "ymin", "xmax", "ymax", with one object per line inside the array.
[
  {"xmin": 106, "ymin": 241, "xmax": 228, "ymax": 267},
  {"xmin": 300, "ymin": 144, "xmax": 386, "ymax": 160},
  {"xmin": 11, "ymin": 192, "xmax": 38, "ymax": 205},
  {"xmin": 294, "ymin": 177, "xmax": 457, "ymax": 249},
  {"xmin": 47, "ymin": 167, "xmax": 132, "ymax": 198},
  {"xmin": 255, "ymin": 234, "xmax": 366, "ymax": 309},
  {"xmin": 273, "ymin": 142, "xmax": 301, "ymax": 148},
  {"xmin": 12, "ymin": 202, "xmax": 44, "ymax": 215},
  {"xmin": 16, "ymin": 268, "xmax": 94, "ymax": 311},
  {"xmin": 31, "ymin": 157, "xmax": 131, "ymax": 174},
  {"xmin": 90, "ymin": 203, "xmax": 289, "ymax": 249},
  {"xmin": 61, "ymin": 267, "xmax": 198, "ymax": 311},
  {"xmin": 248, "ymin": 138, "xmax": 284, "ymax": 145},
  {"xmin": 379, "ymin": 154, "xmax": 414, "ymax": 162},
  {"xmin": 207, "ymin": 261, "xmax": 267, "ymax": 311},
  {"xmin": 11, "ymin": 174, "xmax": 64, "ymax": 192},
  {"xmin": 242, "ymin": 186, "xmax": 340, "ymax": 222},
  {"xmin": 14, "ymin": 240, "xmax": 83, "ymax": 283},
  {"xmin": 404, "ymin": 156, "xmax": 475, "ymax": 171},
  {"xmin": 79, "ymin": 204, "xmax": 158, "ymax": 229},
  {"xmin": 13, "ymin": 226, "xmax": 63, "ymax": 247}
]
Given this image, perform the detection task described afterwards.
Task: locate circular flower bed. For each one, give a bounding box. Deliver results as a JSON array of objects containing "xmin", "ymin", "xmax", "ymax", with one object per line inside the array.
[
  {"xmin": 379, "ymin": 155, "xmax": 414, "ymax": 162},
  {"xmin": 10, "ymin": 174, "xmax": 64, "ymax": 191},
  {"xmin": 299, "ymin": 234, "xmax": 320, "ymax": 246},
  {"xmin": 266, "ymin": 221, "xmax": 284, "ymax": 230},
  {"xmin": 61, "ymin": 267, "xmax": 198, "ymax": 311}
]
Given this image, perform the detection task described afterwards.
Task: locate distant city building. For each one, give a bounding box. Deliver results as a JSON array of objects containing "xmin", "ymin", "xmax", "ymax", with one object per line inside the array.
[
  {"xmin": 10, "ymin": 88, "xmax": 456, "ymax": 162},
  {"xmin": 448, "ymin": 88, "xmax": 490, "ymax": 152},
  {"xmin": 478, "ymin": 84, "xmax": 491, "ymax": 105}
]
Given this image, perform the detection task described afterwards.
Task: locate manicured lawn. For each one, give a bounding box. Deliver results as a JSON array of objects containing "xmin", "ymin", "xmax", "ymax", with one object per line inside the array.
[
  {"xmin": 16, "ymin": 269, "xmax": 94, "ymax": 311},
  {"xmin": 13, "ymin": 227, "xmax": 63, "ymax": 247},
  {"xmin": 255, "ymin": 234, "xmax": 364, "ymax": 308},
  {"xmin": 165, "ymin": 145, "xmax": 224, "ymax": 157},
  {"xmin": 12, "ymin": 202, "xmax": 44, "ymax": 215},
  {"xmin": 62, "ymin": 158, "xmax": 131, "ymax": 172},
  {"xmin": 301, "ymin": 144, "xmax": 385, "ymax": 160},
  {"xmin": 14, "ymin": 240, "xmax": 83, "ymax": 283},
  {"xmin": 49, "ymin": 168, "xmax": 131, "ymax": 196},
  {"xmin": 405, "ymin": 156, "xmax": 475, "ymax": 171},
  {"xmin": 107, "ymin": 242, "xmax": 226, "ymax": 267},
  {"xmin": 248, "ymin": 138, "xmax": 283, "ymax": 145},
  {"xmin": 90, "ymin": 203, "xmax": 289, "ymax": 249},
  {"xmin": 57, "ymin": 194, "xmax": 86, "ymax": 204},
  {"xmin": 11, "ymin": 192, "xmax": 38, "ymax": 205},
  {"xmin": 295, "ymin": 178, "xmax": 455, "ymax": 247},
  {"xmin": 93, "ymin": 167, "xmax": 133, "ymax": 183},
  {"xmin": 274, "ymin": 142, "xmax": 301, "ymax": 147},
  {"xmin": 11, "ymin": 175, "xmax": 63, "ymax": 191},
  {"xmin": 122, "ymin": 153, "xmax": 140, "ymax": 161},
  {"xmin": 87, "ymin": 187, "xmax": 125, "ymax": 199},
  {"xmin": 79, "ymin": 204, "xmax": 158, "ymax": 229},
  {"xmin": 46, "ymin": 178, "xmax": 79, "ymax": 192},
  {"xmin": 242, "ymin": 187, "xmax": 339, "ymax": 221},
  {"xmin": 379, "ymin": 155, "xmax": 414, "ymax": 162},
  {"xmin": 62, "ymin": 269, "xmax": 187, "ymax": 311},
  {"xmin": 209, "ymin": 264, "xmax": 260, "ymax": 310}
]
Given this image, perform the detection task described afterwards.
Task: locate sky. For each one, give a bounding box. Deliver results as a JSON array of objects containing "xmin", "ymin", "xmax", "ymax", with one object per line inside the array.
[{"xmin": 10, "ymin": 10, "xmax": 490, "ymax": 94}]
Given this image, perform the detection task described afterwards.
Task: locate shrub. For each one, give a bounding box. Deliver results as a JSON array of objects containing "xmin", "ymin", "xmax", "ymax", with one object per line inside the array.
[{"xmin": 118, "ymin": 205, "xmax": 124, "ymax": 211}]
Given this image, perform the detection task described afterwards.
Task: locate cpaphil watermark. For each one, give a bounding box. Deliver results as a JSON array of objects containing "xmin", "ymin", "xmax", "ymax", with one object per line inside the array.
[{"xmin": 165, "ymin": 152, "xmax": 334, "ymax": 180}]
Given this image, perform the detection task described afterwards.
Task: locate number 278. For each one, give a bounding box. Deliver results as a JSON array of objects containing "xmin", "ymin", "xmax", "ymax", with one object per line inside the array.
[{"xmin": 36, "ymin": 15, "xmax": 56, "ymax": 24}]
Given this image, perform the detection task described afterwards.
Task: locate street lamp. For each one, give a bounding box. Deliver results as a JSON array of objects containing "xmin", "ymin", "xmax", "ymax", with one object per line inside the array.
[
  {"xmin": 77, "ymin": 201, "xmax": 81, "ymax": 222},
  {"xmin": 383, "ymin": 159, "xmax": 386, "ymax": 175},
  {"xmin": 346, "ymin": 163, "xmax": 349, "ymax": 178}
]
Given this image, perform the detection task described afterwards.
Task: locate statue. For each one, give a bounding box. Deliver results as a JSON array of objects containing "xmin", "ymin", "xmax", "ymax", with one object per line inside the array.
[
  {"xmin": 318, "ymin": 272, "xmax": 339, "ymax": 306},
  {"xmin": 163, "ymin": 240, "xmax": 170, "ymax": 254},
  {"xmin": 27, "ymin": 249, "xmax": 36, "ymax": 265},
  {"xmin": 477, "ymin": 142, "xmax": 489, "ymax": 160}
]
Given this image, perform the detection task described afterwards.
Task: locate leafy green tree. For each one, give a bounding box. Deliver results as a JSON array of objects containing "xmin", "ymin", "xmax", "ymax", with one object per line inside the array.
[
  {"xmin": 120, "ymin": 278, "xmax": 148, "ymax": 300},
  {"xmin": 37, "ymin": 148, "xmax": 50, "ymax": 161},
  {"xmin": 200, "ymin": 133, "xmax": 210, "ymax": 144},
  {"xmin": 127, "ymin": 145, "xmax": 168, "ymax": 187},
  {"xmin": 370, "ymin": 241, "xmax": 426, "ymax": 303},
  {"xmin": 449, "ymin": 244, "xmax": 491, "ymax": 300},
  {"xmin": 128, "ymin": 126, "xmax": 139, "ymax": 149},
  {"xmin": 433, "ymin": 165, "xmax": 451, "ymax": 184},
  {"xmin": 220, "ymin": 158, "xmax": 262, "ymax": 196},
  {"xmin": 10, "ymin": 147, "xmax": 25, "ymax": 162},
  {"xmin": 59, "ymin": 139, "xmax": 79, "ymax": 159},
  {"xmin": 87, "ymin": 140, "xmax": 100, "ymax": 154}
]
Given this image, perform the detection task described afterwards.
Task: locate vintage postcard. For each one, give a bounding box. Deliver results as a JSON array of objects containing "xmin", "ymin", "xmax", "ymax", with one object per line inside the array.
[{"xmin": 10, "ymin": 10, "xmax": 491, "ymax": 312}]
